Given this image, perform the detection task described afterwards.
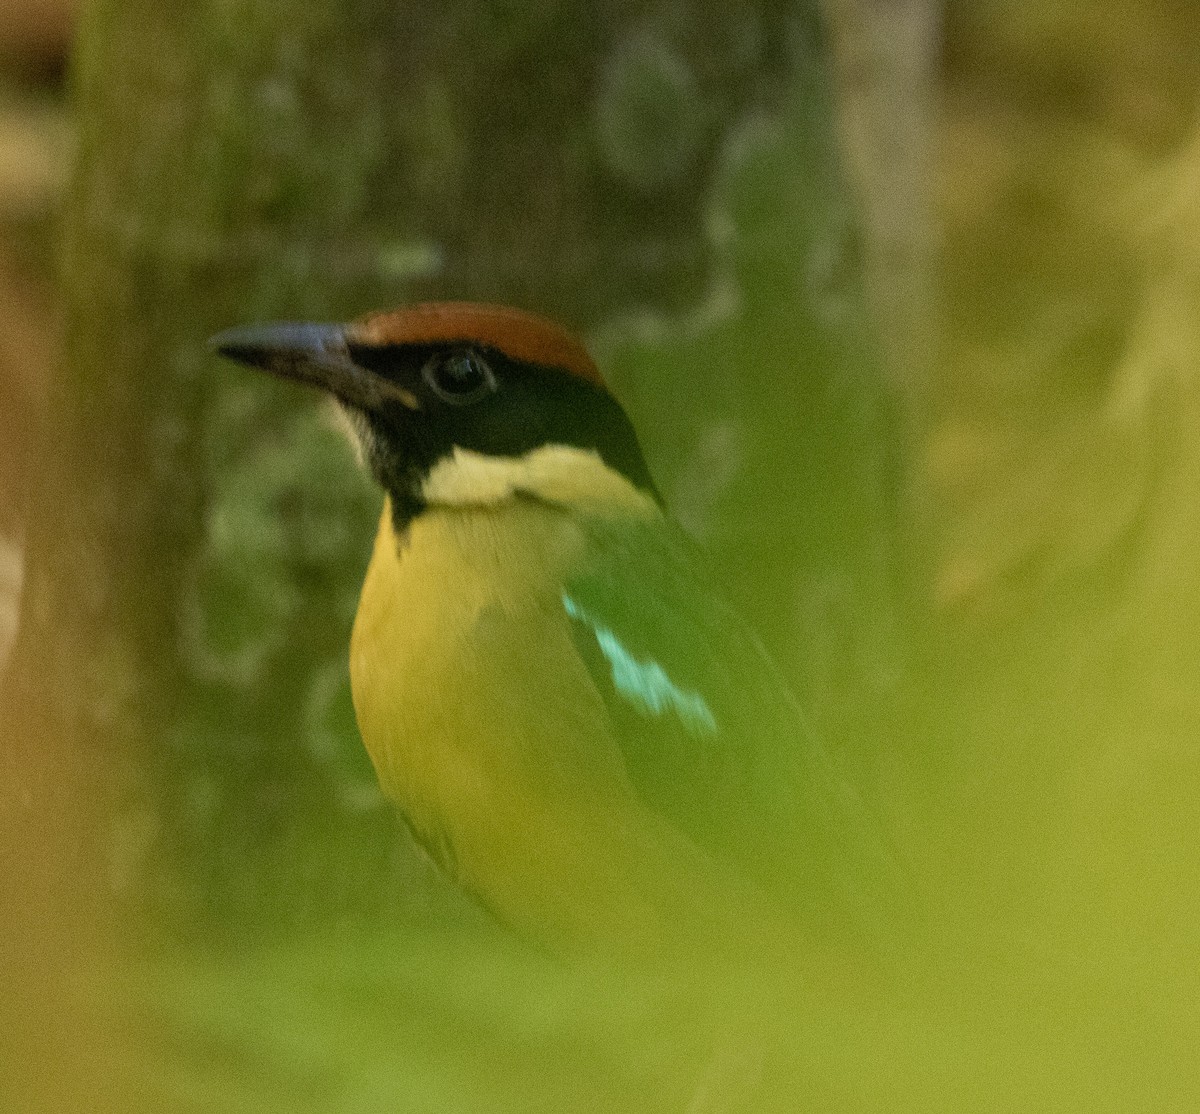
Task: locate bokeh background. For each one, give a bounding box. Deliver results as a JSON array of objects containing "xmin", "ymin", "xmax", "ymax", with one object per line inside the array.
[{"xmin": 3, "ymin": 1, "xmax": 1200, "ymax": 1109}]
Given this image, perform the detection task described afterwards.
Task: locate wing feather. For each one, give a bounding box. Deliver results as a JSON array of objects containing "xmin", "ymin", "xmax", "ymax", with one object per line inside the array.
[{"xmin": 561, "ymin": 515, "xmax": 912, "ymax": 944}]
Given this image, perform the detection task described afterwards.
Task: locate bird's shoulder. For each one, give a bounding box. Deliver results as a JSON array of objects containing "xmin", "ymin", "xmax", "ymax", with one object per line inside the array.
[
  {"xmin": 557, "ymin": 514, "xmax": 817, "ymax": 852},
  {"xmin": 560, "ymin": 512, "xmax": 802, "ymax": 756},
  {"xmin": 554, "ymin": 512, "xmax": 911, "ymax": 939}
]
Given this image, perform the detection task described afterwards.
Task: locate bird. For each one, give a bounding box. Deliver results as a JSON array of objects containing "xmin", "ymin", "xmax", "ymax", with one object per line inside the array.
[{"xmin": 211, "ymin": 302, "xmax": 909, "ymax": 961}]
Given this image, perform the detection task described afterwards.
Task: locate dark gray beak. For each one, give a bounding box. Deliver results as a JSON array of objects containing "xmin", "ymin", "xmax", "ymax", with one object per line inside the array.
[{"xmin": 209, "ymin": 322, "xmax": 418, "ymax": 411}]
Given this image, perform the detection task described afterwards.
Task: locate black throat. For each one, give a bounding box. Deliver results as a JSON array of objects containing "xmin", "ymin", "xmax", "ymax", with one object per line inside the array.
[{"xmin": 345, "ymin": 346, "xmax": 661, "ymax": 531}]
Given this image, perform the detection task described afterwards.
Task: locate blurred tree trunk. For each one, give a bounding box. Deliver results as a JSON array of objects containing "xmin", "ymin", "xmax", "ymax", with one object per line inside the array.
[
  {"xmin": 823, "ymin": 0, "xmax": 940, "ymax": 394},
  {"xmin": 1, "ymin": 23, "xmax": 906, "ymax": 1104}
]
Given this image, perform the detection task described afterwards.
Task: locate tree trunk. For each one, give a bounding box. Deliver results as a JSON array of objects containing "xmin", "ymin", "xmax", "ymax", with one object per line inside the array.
[{"xmin": 1, "ymin": 1, "xmax": 904, "ymax": 1103}]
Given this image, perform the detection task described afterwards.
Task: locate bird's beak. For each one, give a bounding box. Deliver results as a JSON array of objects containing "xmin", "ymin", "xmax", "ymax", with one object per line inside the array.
[{"xmin": 209, "ymin": 322, "xmax": 419, "ymax": 411}]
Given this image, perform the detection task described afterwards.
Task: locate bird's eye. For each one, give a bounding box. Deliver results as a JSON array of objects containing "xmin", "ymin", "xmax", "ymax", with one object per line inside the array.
[{"xmin": 422, "ymin": 349, "xmax": 496, "ymax": 405}]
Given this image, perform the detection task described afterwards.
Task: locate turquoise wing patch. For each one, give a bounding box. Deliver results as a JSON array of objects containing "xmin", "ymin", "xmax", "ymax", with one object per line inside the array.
[{"xmin": 562, "ymin": 593, "xmax": 718, "ymax": 737}]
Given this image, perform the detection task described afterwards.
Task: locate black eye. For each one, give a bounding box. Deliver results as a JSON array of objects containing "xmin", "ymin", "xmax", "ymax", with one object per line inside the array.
[{"xmin": 422, "ymin": 349, "xmax": 496, "ymax": 405}]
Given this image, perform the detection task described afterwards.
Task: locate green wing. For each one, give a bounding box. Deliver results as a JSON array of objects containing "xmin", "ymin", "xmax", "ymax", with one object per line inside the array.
[{"xmin": 562, "ymin": 515, "xmax": 913, "ymax": 945}]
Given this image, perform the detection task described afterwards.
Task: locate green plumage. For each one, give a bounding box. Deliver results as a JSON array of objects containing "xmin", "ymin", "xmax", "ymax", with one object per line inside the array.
[{"xmin": 562, "ymin": 514, "xmax": 913, "ymax": 946}]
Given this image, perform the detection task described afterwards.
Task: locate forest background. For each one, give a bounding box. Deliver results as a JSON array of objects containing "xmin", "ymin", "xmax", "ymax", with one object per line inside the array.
[{"xmin": 2, "ymin": 1, "xmax": 1198, "ymax": 1109}]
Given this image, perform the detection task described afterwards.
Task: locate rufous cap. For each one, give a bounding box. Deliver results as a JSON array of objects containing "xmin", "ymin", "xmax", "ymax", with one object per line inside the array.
[{"xmin": 348, "ymin": 302, "xmax": 604, "ymax": 388}]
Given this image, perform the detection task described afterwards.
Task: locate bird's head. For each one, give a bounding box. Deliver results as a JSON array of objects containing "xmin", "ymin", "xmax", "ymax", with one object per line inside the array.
[{"xmin": 211, "ymin": 303, "xmax": 660, "ymax": 524}]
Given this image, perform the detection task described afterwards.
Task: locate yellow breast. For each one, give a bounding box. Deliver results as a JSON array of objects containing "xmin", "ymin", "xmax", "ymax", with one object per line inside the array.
[
  {"xmin": 350, "ymin": 496, "xmax": 589, "ymax": 833},
  {"xmin": 348, "ymin": 497, "xmax": 781, "ymax": 955}
]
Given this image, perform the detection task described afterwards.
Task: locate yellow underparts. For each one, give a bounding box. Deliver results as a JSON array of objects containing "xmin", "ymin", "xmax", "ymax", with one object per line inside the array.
[{"xmin": 348, "ymin": 453, "xmax": 779, "ymax": 957}]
